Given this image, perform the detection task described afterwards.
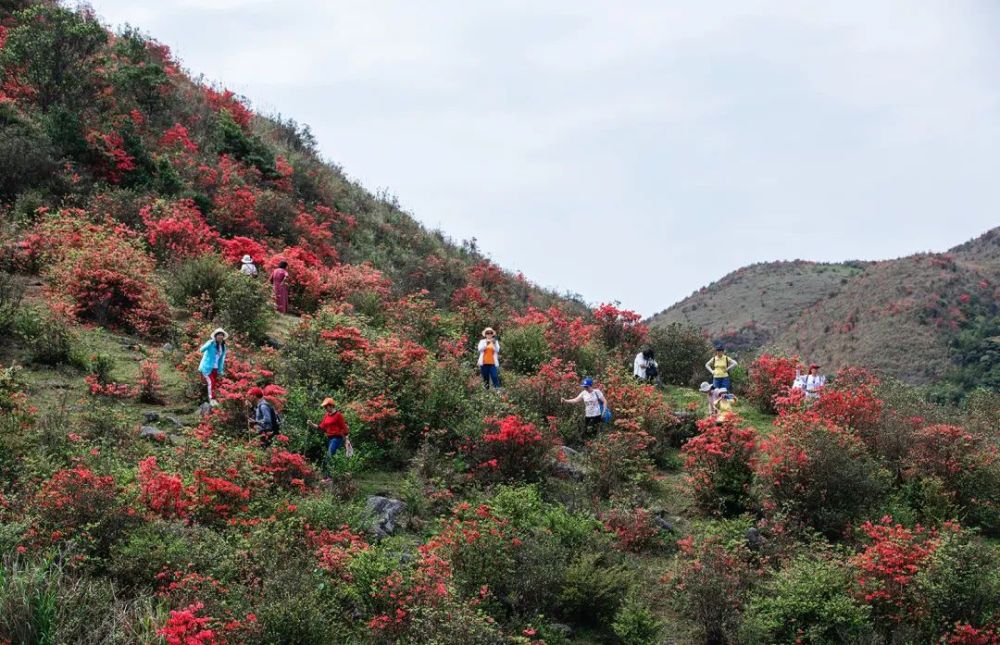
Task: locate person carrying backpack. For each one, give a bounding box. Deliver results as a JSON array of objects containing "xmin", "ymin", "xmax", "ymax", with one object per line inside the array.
[
  {"xmin": 247, "ymin": 387, "xmax": 278, "ymax": 446},
  {"xmin": 643, "ymin": 348, "xmax": 660, "ymax": 386},
  {"xmin": 705, "ymin": 343, "xmax": 738, "ymax": 391},
  {"xmin": 562, "ymin": 377, "xmax": 608, "ymax": 436},
  {"xmin": 308, "ymin": 397, "xmax": 350, "ymax": 474}
]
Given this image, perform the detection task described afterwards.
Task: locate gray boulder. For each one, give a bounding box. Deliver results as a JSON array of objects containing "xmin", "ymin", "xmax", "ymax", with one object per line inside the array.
[
  {"xmin": 139, "ymin": 426, "xmax": 166, "ymax": 441},
  {"xmin": 366, "ymin": 496, "xmax": 406, "ymax": 541},
  {"xmin": 163, "ymin": 415, "xmax": 186, "ymax": 429},
  {"xmin": 198, "ymin": 402, "xmax": 212, "ymax": 417},
  {"xmin": 551, "ymin": 445, "xmax": 586, "ymax": 481},
  {"xmin": 161, "ymin": 342, "xmax": 175, "ymax": 353},
  {"xmin": 143, "ymin": 411, "xmax": 160, "ymax": 423}
]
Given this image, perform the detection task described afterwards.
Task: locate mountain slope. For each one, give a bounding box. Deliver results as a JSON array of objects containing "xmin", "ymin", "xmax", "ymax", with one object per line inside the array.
[{"xmin": 651, "ymin": 229, "xmax": 1000, "ymax": 387}]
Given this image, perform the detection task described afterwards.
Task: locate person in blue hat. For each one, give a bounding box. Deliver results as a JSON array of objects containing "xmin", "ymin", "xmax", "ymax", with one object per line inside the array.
[{"xmin": 562, "ymin": 377, "xmax": 607, "ymax": 435}]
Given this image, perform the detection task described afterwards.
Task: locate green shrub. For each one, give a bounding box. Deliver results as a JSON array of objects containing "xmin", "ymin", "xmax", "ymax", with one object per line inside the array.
[
  {"xmin": 741, "ymin": 554, "xmax": 872, "ymax": 644},
  {"xmin": 647, "ymin": 323, "xmax": 712, "ymax": 386},
  {"xmin": 165, "ymin": 253, "xmax": 230, "ymax": 314},
  {"xmin": 612, "ymin": 594, "xmax": 662, "ymax": 645},
  {"xmin": 13, "ymin": 308, "xmax": 77, "ymax": 366},
  {"xmin": 556, "ymin": 552, "xmax": 630, "ymax": 627},
  {"xmin": 913, "ymin": 531, "xmax": 1000, "ymax": 640},
  {"xmin": 502, "ymin": 324, "xmax": 551, "ymax": 373},
  {"xmin": 0, "ymin": 271, "xmax": 24, "ymax": 336},
  {"xmin": 219, "ymin": 272, "xmax": 273, "ymax": 343},
  {"xmin": 0, "ymin": 111, "xmax": 59, "ymax": 200}
]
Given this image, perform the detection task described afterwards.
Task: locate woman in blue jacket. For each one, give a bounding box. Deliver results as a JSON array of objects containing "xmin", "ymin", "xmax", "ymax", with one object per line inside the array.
[{"xmin": 199, "ymin": 328, "xmax": 228, "ymax": 405}]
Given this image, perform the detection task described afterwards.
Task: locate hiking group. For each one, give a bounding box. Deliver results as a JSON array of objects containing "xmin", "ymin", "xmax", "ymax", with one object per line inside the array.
[{"xmin": 232, "ymin": 254, "xmax": 291, "ymax": 314}]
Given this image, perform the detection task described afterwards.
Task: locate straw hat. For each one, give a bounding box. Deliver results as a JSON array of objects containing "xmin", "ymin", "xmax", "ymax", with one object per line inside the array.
[
  {"xmin": 210, "ymin": 328, "xmax": 228, "ymax": 340},
  {"xmin": 699, "ymin": 382, "xmax": 712, "ymax": 392},
  {"xmin": 482, "ymin": 327, "xmax": 496, "ymax": 337},
  {"xmin": 241, "ymin": 254, "xmax": 253, "ymax": 264}
]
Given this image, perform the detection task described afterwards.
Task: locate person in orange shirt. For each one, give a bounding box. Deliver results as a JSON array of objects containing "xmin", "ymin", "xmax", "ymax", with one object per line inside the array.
[{"xmin": 477, "ymin": 327, "xmax": 501, "ymax": 390}]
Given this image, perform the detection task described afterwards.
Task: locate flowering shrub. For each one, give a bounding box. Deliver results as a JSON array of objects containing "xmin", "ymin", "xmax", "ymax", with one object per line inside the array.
[
  {"xmin": 307, "ymin": 524, "xmax": 369, "ymax": 581},
  {"xmin": 32, "ymin": 467, "xmax": 121, "ymax": 543},
  {"xmin": 593, "ymin": 303, "xmax": 648, "ymax": 356},
  {"xmin": 600, "ymin": 369, "xmax": 677, "ymax": 453},
  {"xmin": 137, "ymin": 457, "xmax": 191, "ymax": 520},
  {"xmin": 265, "ymin": 247, "xmax": 330, "ymax": 313},
  {"xmin": 747, "ymin": 353, "xmax": 800, "ymax": 414},
  {"xmin": 682, "ymin": 416, "xmax": 758, "ymax": 516},
  {"xmin": 461, "ymin": 415, "xmax": 557, "ymax": 483},
  {"xmin": 755, "ymin": 412, "xmax": 889, "ymax": 537},
  {"xmin": 601, "ymin": 506, "xmax": 663, "ymax": 553},
  {"xmin": 586, "ymin": 430, "xmax": 656, "ymax": 498},
  {"xmin": 218, "ymin": 236, "xmax": 268, "ymax": 265},
  {"xmin": 137, "ymin": 359, "xmax": 164, "ymax": 404},
  {"xmin": 850, "ymin": 517, "xmax": 957, "ymax": 624},
  {"xmin": 158, "ymin": 603, "xmax": 217, "ymax": 645},
  {"xmin": 140, "ymin": 198, "xmax": 219, "ymax": 262},
  {"xmin": 506, "ymin": 357, "xmax": 580, "ymax": 426},
  {"xmin": 263, "ymin": 448, "xmax": 313, "ymax": 491}
]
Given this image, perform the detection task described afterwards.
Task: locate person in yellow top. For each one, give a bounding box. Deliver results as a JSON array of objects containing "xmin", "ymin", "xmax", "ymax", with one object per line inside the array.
[
  {"xmin": 705, "ymin": 342, "xmax": 738, "ymax": 391},
  {"xmin": 477, "ymin": 327, "xmax": 501, "ymax": 390},
  {"xmin": 715, "ymin": 388, "xmax": 737, "ymax": 420}
]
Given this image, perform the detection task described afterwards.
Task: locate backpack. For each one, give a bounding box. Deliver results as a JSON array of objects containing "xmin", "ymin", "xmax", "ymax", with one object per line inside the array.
[
  {"xmin": 645, "ymin": 361, "xmax": 659, "ymax": 379},
  {"xmin": 264, "ymin": 401, "xmax": 282, "ymax": 434}
]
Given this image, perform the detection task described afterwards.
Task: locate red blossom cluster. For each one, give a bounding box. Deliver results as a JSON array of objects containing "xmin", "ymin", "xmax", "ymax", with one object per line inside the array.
[
  {"xmin": 850, "ymin": 516, "xmax": 958, "ymax": 623},
  {"xmin": 682, "ymin": 416, "xmax": 758, "ymax": 515},
  {"xmin": 138, "ymin": 457, "xmax": 191, "ymax": 519},
  {"xmin": 601, "ymin": 506, "xmax": 662, "ymax": 552},
  {"xmin": 85, "ymin": 128, "xmax": 136, "ymax": 183},
  {"xmin": 307, "ymin": 524, "xmax": 370, "ymax": 581},
  {"xmin": 747, "ymin": 353, "xmax": 801, "ymax": 414},
  {"xmin": 462, "ymin": 415, "xmax": 557, "ymax": 482},
  {"xmin": 140, "ymin": 199, "xmax": 219, "ymax": 261},
  {"xmin": 32, "ymin": 467, "xmax": 120, "ymax": 543},
  {"xmin": 204, "ymin": 87, "xmax": 253, "ymax": 129},
  {"xmin": 593, "ymin": 302, "xmax": 648, "ymax": 355}
]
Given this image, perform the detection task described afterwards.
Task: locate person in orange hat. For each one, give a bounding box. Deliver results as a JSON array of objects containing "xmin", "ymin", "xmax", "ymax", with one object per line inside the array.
[{"xmin": 308, "ymin": 397, "xmax": 349, "ymax": 472}]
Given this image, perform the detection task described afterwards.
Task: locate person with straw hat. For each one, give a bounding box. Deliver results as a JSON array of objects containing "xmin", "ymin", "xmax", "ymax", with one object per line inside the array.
[
  {"xmin": 198, "ymin": 328, "xmax": 228, "ymax": 405},
  {"xmin": 308, "ymin": 397, "xmax": 350, "ymax": 472},
  {"xmin": 476, "ymin": 327, "xmax": 502, "ymax": 390},
  {"xmin": 239, "ymin": 254, "xmax": 258, "ymax": 277}
]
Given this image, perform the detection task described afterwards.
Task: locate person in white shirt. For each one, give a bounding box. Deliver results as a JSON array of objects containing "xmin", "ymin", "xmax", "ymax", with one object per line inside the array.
[
  {"xmin": 239, "ymin": 254, "xmax": 258, "ymax": 277},
  {"xmin": 804, "ymin": 364, "xmax": 826, "ymax": 399},
  {"xmin": 562, "ymin": 377, "xmax": 607, "ymax": 435},
  {"xmin": 633, "ymin": 351, "xmax": 648, "ymax": 380}
]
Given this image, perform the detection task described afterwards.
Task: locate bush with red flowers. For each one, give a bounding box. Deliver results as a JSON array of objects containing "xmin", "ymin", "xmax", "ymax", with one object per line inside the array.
[
  {"xmin": 682, "ymin": 415, "xmax": 758, "ymax": 516},
  {"xmin": 747, "ymin": 353, "xmax": 801, "ymax": 414},
  {"xmin": 461, "ymin": 415, "xmax": 558, "ymax": 483}
]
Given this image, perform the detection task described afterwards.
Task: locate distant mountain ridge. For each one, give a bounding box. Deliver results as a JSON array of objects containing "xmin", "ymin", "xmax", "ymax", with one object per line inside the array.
[{"xmin": 650, "ymin": 227, "xmax": 1000, "ymax": 386}]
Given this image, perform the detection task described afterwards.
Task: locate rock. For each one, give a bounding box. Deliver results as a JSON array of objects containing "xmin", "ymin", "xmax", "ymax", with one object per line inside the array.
[
  {"xmin": 198, "ymin": 402, "xmax": 212, "ymax": 417},
  {"xmin": 139, "ymin": 426, "xmax": 166, "ymax": 441},
  {"xmin": 163, "ymin": 415, "xmax": 185, "ymax": 429},
  {"xmin": 366, "ymin": 496, "xmax": 406, "ymax": 541},
  {"xmin": 265, "ymin": 335, "xmax": 284, "ymax": 349},
  {"xmin": 746, "ymin": 527, "xmax": 764, "ymax": 551},
  {"xmin": 552, "ymin": 460, "xmax": 585, "ymax": 482},
  {"xmin": 654, "ymin": 515, "xmax": 673, "ymax": 533},
  {"xmin": 558, "ymin": 445, "xmax": 581, "ymax": 460},
  {"xmin": 143, "ymin": 411, "xmax": 160, "ymax": 423},
  {"xmin": 548, "ymin": 624, "xmax": 573, "ymax": 639},
  {"xmin": 161, "ymin": 342, "xmax": 175, "ymax": 353},
  {"xmin": 167, "ymin": 434, "xmax": 184, "ymax": 446}
]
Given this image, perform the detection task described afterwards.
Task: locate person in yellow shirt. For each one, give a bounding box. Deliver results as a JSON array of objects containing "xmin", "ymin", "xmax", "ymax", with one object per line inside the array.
[
  {"xmin": 715, "ymin": 388, "xmax": 737, "ymax": 420},
  {"xmin": 705, "ymin": 343, "xmax": 738, "ymax": 391}
]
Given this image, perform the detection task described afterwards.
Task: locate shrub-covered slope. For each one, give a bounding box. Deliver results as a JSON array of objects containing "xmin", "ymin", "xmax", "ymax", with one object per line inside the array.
[{"xmin": 2, "ymin": 4, "xmax": 1000, "ymax": 645}]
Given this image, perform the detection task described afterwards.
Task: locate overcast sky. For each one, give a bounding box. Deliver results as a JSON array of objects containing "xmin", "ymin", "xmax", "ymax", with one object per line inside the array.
[{"xmin": 88, "ymin": 0, "xmax": 1000, "ymax": 316}]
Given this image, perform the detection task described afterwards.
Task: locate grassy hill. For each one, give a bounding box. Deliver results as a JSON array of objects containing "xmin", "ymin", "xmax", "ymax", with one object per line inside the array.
[
  {"xmin": 650, "ymin": 229, "xmax": 1000, "ymax": 393},
  {"xmin": 2, "ymin": 3, "xmax": 1000, "ymax": 644}
]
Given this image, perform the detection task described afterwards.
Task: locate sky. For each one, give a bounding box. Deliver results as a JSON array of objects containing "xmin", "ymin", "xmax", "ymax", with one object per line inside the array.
[{"xmin": 87, "ymin": 0, "xmax": 1000, "ymax": 316}]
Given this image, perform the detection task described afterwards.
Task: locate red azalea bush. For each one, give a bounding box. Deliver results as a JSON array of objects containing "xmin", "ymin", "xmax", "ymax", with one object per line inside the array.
[
  {"xmin": 462, "ymin": 415, "xmax": 557, "ymax": 483},
  {"xmin": 601, "ymin": 506, "xmax": 663, "ymax": 553},
  {"xmin": 31, "ymin": 467, "xmax": 121, "ymax": 543},
  {"xmin": 137, "ymin": 456, "xmax": 192, "ymax": 520},
  {"xmin": 747, "ymin": 353, "xmax": 801, "ymax": 414},
  {"xmin": 219, "ymin": 236, "xmax": 268, "ymax": 265},
  {"xmin": 850, "ymin": 517, "xmax": 957, "ymax": 625},
  {"xmin": 47, "ymin": 231, "xmax": 171, "ymax": 336},
  {"xmin": 137, "ymin": 359, "xmax": 165, "ymax": 404},
  {"xmin": 600, "ymin": 369, "xmax": 678, "ymax": 451},
  {"xmin": 586, "ymin": 430, "xmax": 657, "ymax": 498},
  {"xmin": 506, "ymin": 357, "xmax": 581, "ymax": 428},
  {"xmin": 263, "ymin": 448, "xmax": 313, "ymax": 491},
  {"xmin": 682, "ymin": 415, "xmax": 758, "ymax": 516},
  {"xmin": 755, "ymin": 412, "xmax": 889, "ymax": 537},
  {"xmin": 140, "ymin": 198, "xmax": 219, "ymax": 262},
  {"xmin": 307, "ymin": 524, "xmax": 370, "ymax": 581},
  {"xmin": 593, "ymin": 303, "xmax": 648, "ymax": 357},
  {"xmin": 266, "ymin": 247, "xmax": 330, "ymax": 313},
  {"xmin": 813, "ymin": 367, "xmax": 883, "ymax": 438},
  {"xmin": 510, "ymin": 307, "xmax": 600, "ymax": 365}
]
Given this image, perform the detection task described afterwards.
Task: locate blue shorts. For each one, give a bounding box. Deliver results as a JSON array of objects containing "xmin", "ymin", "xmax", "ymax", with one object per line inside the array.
[{"xmin": 713, "ymin": 376, "xmax": 731, "ymax": 391}]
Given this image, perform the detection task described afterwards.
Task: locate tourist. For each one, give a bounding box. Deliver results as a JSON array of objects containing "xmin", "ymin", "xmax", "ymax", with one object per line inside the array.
[
  {"xmin": 239, "ymin": 254, "xmax": 258, "ymax": 277},
  {"xmin": 477, "ymin": 327, "xmax": 502, "ymax": 390},
  {"xmin": 308, "ymin": 397, "xmax": 350, "ymax": 472},
  {"xmin": 198, "ymin": 328, "xmax": 228, "ymax": 405},
  {"xmin": 271, "ymin": 260, "xmax": 290, "ymax": 314},
  {"xmin": 705, "ymin": 343, "xmax": 738, "ymax": 391},
  {"xmin": 562, "ymin": 377, "xmax": 607, "ymax": 436},
  {"xmin": 247, "ymin": 386, "xmax": 277, "ymax": 446}
]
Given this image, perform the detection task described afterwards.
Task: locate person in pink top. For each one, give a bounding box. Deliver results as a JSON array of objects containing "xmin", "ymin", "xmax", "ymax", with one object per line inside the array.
[{"xmin": 271, "ymin": 260, "xmax": 289, "ymax": 313}]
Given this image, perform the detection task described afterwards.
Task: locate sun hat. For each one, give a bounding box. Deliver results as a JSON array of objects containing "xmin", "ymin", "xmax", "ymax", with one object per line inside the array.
[
  {"xmin": 210, "ymin": 327, "xmax": 228, "ymax": 340},
  {"xmin": 248, "ymin": 386, "xmax": 264, "ymax": 398},
  {"xmin": 241, "ymin": 254, "xmax": 253, "ymax": 264},
  {"xmin": 699, "ymin": 382, "xmax": 712, "ymax": 392},
  {"xmin": 581, "ymin": 377, "xmax": 594, "ymax": 387},
  {"xmin": 482, "ymin": 327, "xmax": 496, "ymax": 337},
  {"xmin": 321, "ymin": 397, "xmax": 336, "ymax": 408}
]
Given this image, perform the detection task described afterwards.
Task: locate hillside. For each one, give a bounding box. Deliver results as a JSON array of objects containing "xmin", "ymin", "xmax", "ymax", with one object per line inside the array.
[
  {"xmin": 3, "ymin": 4, "xmax": 1000, "ymax": 645},
  {"xmin": 650, "ymin": 229, "xmax": 1000, "ymax": 390}
]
